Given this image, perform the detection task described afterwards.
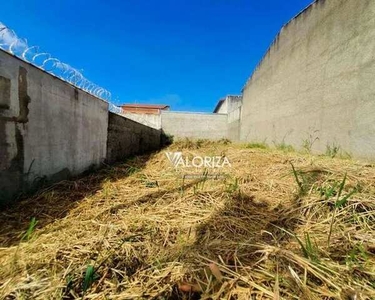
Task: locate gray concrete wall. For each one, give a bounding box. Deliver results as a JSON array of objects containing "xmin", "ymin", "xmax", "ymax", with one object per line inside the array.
[
  {"xmin": 228, "ymin": 106, "xmax": 241, "ymax": 141},
  {"xmin": 122, "ymin": 112, "xmax": 161, "ymax": 129},
  {"xmin": 226, "ymin": 95, "xmax": 242, "ymax": 114},
  {"xmin": 161, "ymin": 111, "xmax": 228, "ymax": 140},
  {"xmin": 216, "ymin": 100, "xmax": 228, "ymax": 114},
  {"xmin": 0, "ymin": 50, "xmax": 108, "ymax": 205},
  {"xmin": 106, "ymin": 112, "xmax": 161, "ymax": 164},
  {"xmin": 228, "ymin": 119, "xmax": 241, "ymax": 142},
  {"xmin": 240, "ymin": 0, "xmax": 375, "ymax": 159}
]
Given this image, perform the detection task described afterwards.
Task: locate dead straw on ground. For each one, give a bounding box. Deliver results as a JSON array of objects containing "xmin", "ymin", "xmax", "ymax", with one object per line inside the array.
[{"xmin": 1, "ymin": 139, "xmax": 375, "ymax": 299}]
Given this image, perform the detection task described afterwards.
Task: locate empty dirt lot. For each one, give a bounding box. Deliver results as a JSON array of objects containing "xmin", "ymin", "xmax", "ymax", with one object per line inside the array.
[{"xmin": 1, "ymin": 140, "xmax": 375, "ymax": 299}]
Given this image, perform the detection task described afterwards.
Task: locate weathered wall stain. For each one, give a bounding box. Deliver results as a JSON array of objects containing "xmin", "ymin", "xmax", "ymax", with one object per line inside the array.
[
  {"xmin": 0, "ymin": 126, "xmax": 24, "ymax": 205},
  {"xmin": 0, "ymin": 67, "xmax": 31, "ymax": 123},
  {"xmin": 0, "ymin": 76, "xmax": 10, "ymax": 110},
  {"xmin": 16, "ymin": 67, "xmax": 30, "ymax": 123},
  {"xmin": 0, "ymin": 49, "xmax": 110, "ymax": 206},
  {"xmin": 0, "ymin": 120, "xmax": 8, "ymax": 170},
  {"xmin": 0, "ymin": 67, "xmax": 30, "ymax": 205},
  {"xmin": 0, "ymin": 76, "xmax": 10, "ymax": 171},
  {"xmin": 74, "ymin": 88, "xmax": 79, "ymax": 101}
]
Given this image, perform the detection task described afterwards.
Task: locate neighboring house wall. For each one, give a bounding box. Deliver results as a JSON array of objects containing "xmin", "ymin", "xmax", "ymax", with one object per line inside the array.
[
  {"xmin": 228, "ymin": 106, "xmax": 242, "ymax": 141},
  {"xmin": 0, "ymin": 50, "xmax": 108, "ymax": 205},
  {"xmin": 240, "ymin": 0, "xmax": 375, "ymax": 159},
  {"xmin": 106, "ymin": 112, "xmax": 161, "ymax": 164},
  {"xmin": 216, "ymin": 100, "xmax": 228, "ymax": 114},
  {"xmin": 226, "ymin": 96, "xmax": 243, "ymax": 141},
  {"xmin": 161, "ymin": 111, "xmax": 228, "ymax": 140},
  {"xmin": 214, "ymin": 95, "xmax": 242, "ymax": 114},
  {"xmin": 226, "ymin": 95, "xmax": 242, "ymax": 113},
  {"xmin": 122, "ymin": 112, "xmax": 161, "ymax": 129}
]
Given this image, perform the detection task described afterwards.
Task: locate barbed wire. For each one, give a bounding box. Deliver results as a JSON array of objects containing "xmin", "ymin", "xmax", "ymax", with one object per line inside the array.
[
  {"xmin": 108, "ymin": 103, "xmax": 124, "ymax": 114},
  {"xmin": 0, "ymin": 22, "xmax": 113, "ymax": 103}
]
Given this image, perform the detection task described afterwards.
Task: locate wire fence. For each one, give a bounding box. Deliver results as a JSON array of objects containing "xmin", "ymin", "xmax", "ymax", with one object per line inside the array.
[{"xmin": 0, "ymin": 22, "xmax": 116, "ymax": 105}]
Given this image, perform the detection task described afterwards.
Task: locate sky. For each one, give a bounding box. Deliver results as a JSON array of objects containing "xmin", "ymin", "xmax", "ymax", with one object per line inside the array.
[{"xmin": 0, "ymin": 0, "xmax": 312, "ymax": 112}]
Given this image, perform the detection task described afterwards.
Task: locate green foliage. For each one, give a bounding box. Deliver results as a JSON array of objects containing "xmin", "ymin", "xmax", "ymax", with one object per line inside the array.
[
  {"xmin": 276, "ymin": 226, "xmax": 319, "ymax": 262},
  {"xmin": 340, "ymin": 151, "xmax": 352, "ymax": 160},
  {"xmin": 218, "ymin": 138, "xmax": 232, "ymax": 145},
  {"xmin": 335, "ymin": 187, "xmax": 356, "ymax": 208},
  {"xmin": 180, "ymin": 175, "xmax": 186, "ymax": 197},
  {"xmin": 82, "ymin": 265, "xmax": 97, "ymax": 292},
  {"xmin": 318, "ymin": 173, "xmax": 356, "ymax": 207},
  {"xmin": 65, "ymin": 275, "xmax": 74, "ymax": 293},
  {"xmin": 144, "ymin": 180, "xmax": 159, "ymax": 188},
  {"xmin": 290, "ymin": 162, "xmax": 305, "ymax": 196},
  {"xmin": 200, "ymin": 169, "xmax": 209, "ymax": 189},
  {"xmin": 346, "ymin": 244, "xmax": 369, "ymax": 268},
  {"xmin": 21, "ymin": 217, "xmax": 38, "ymax": 242},
  {"xmin": 274, "ymin": 141, "xmax": 295, "ymax": 152},
  {"xmin": 139, "ymin": 174, "xmax": 159, "ymax": 188},
  {"xmin": 302, "ymin": 131, "xmax": 319, "ymax": 154},
  {"xmin": 299, "ymin": 233, "xmax": 319, "ymax": 262},
  {"xmin": 126, "ymin": 165, "xmax": 141, "ymax": 175},
  {"xmin": 226, "ymin": 177, "xmax": 239, "ymax": 194},
  {"xmin": 245, "ymin": 141, "xmax": 269, "ymax": 149},
  {"xmin": 318, "ymin": 182, "xmax": 338, "ymax": 200},
  {"xmin": 174, "ymin": 138, "xmax": 210, "ymax": 149},
  {"xmin": 325, "ymin": 143, "xmax": 341, "ymax": 158},
  {"xmin": 327, "ymin": 173, "xmax": 356, "ymax": 246},
  {"xmin": 191, "ymin": 169, "xmax": 210, "ymax": 193},
  {"xmin": 334, "ymin": 173, "xmax": 356, "ymax": 208}
]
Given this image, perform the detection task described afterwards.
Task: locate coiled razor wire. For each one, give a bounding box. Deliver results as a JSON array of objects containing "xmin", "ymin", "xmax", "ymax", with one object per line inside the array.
[{"xmin": 0, "ymin": 22, "xmax": 118, "ymax": 107}]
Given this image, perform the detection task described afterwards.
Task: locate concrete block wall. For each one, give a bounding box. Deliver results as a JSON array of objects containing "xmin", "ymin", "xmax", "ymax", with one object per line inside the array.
[
  {"xmin": 0, "ymin": 50, "xmax": 109, "ymax": 205},
  {"xmin": 0, "ymin": 49, "xmax": 232, "ymax": 205},
  {"xmin": 227, "ymin": 96, "xmax": 242, "ymax": 115},
  {"xmin": 161, "ymin": 111, "xmax": 228, "ymax": 140},
  {"xmin": 0, "ymin": 50, "xmax": 164, "ymax": 206},
  {"xmin": 122, "ymin": 112, "xmax": 161, "ymax": 129},
  {"xmin": 106, "ymin": 112, "xmax": 161, "ymax": 164},
  {"xmin": 240, "ymin": 0, "xmax": 375, "ymax": 159},
  {"xmin": 227, "ymin": 106, "xmax": 242, "ymax": 142}
]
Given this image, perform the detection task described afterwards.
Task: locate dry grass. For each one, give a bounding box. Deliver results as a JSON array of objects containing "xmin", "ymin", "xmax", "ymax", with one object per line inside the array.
[{"xmin": 1, "ymin": 139, "xmax": 375, "ymax": 299}]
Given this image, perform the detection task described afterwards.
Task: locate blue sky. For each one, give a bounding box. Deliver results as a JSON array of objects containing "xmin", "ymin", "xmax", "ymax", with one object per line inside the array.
[{"xmin": 1, "ymin": 0, "xmax": 312, "ymax": 112}]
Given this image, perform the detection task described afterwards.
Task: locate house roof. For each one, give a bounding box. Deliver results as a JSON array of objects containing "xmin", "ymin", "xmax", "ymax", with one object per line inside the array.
[
  {"xmin": 213, "ymin": 98, "xmax": 225, "ymax": 113},
  {"xmin": 121, "ymin": 104, "xmax": 170, "ymax": 109}
]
